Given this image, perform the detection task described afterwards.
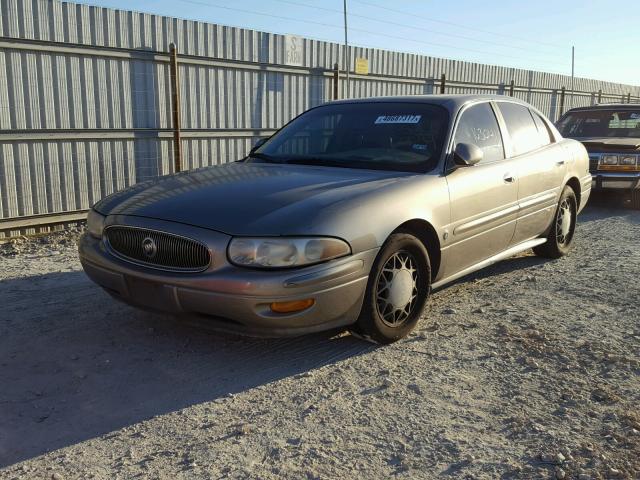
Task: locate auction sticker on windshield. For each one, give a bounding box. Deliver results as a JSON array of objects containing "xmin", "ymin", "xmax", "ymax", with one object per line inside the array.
[{"xmin": 375, "ymin": 115, "xmax": 422, "ymax": 124}]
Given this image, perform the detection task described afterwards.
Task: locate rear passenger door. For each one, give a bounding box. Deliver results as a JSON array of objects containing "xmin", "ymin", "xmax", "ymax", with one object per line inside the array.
[
  {"xmin": 442, "ymin": 102, "xmax": 519, "ymax": 278},
  {"xmin": 496, "ymin": 102, "xmax": 566, "ymax": 244}
]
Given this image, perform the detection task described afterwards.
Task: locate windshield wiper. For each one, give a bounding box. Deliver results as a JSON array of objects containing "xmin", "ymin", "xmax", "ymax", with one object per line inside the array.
[
  {"xmin": 284, "ymin": 156, "xmax": 365, "ymax": 168},
  {"xmin": 249, "ymin": 154, "xmax": 396, "ymax": 171},
  {"xmin": 246, "ymin": 152, "xmax": 285, "ymax": 163}
]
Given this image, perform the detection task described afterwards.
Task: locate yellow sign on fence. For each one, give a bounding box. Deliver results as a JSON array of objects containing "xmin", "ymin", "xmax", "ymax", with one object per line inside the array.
[{"xmin": 355, "ymin": 57, "xmax": 369, "ymax": 75}]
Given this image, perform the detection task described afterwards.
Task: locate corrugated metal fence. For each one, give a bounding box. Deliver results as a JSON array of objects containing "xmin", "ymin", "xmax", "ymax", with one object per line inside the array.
[{"xmin": 1, "ymin": 0, "xmax": 639, "ymax": 237}]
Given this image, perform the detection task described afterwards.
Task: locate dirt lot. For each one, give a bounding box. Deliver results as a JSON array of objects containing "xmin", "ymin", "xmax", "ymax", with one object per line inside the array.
[{"xmin": 0, "ymin": 199, "xmax": 638, "ymax": 480}]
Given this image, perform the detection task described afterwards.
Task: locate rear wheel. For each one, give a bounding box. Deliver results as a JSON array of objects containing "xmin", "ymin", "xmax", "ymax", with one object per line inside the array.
[
  {"xmin": 351, "ymin": 233, "xmax": 431, "ymax": 344},
  {"xmin": 533, "ymin": 185, "xmax": 577, "ymax": 259},
  {"xmin": 631, "ymin": 190, "xmax": 640, "ymax": 210}
]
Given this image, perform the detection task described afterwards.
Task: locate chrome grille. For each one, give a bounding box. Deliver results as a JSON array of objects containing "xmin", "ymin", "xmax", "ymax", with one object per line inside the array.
[
  {"xmin": 588, "ymin": 154, "xmax": 600, "ymax": 172},
  {"xmin": 105, "ymin": 226, "xmax": 210, "ymax": 272}
]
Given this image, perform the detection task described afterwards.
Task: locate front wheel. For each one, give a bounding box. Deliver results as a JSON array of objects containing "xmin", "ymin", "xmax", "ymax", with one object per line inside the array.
[
  {"xmin": 533, "ymin": 185, "xmax": 577, "ymax": 259},
  {"xmin": 351, "ymin": 233, "xmax": 431, "ymax": 344}
]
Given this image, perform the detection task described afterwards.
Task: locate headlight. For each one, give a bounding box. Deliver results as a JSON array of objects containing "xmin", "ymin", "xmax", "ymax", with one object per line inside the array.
[
  {"xmin": 86, "ymin": 209, "xmax": 106, "ymax": 238},
  {"xmin": 620, "ymin": 155, "xmax": 638, "ymax": 166},
  {"xmin": 228, "ymin": 237, "xmax": 351, "ymax": 268},
  {"xmin": 600, "ymin": 155, "xmax": 618, "ymax": 165}
]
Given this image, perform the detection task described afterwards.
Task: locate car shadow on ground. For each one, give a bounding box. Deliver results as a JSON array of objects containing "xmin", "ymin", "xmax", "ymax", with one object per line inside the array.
[
  {"xmin": 444, "ymin": 254, "xmax": 548, "ymax": 290},
  {"xmin": 583, "ymin": 191, "xmax": 640, "ymax": 221},
  {"xmin": 0, "ymin": 270, "xmax": 375, "ymax": 467}
]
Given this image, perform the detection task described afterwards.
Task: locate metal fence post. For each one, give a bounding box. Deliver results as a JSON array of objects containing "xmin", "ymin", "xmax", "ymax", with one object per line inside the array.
[
  {"xmin": 333, "ymin": 63, "xmax": 339, "ymax": 100},
  {"xmin": 597, "ymin": 89, "xmax": 602, "ymax": 103},
  {"xmin": 627, "ymin": 93, "xmax": 631, "ymax": 104},
  {"xmin": 440, "ymin": 73, "xmax": 446, "ymax": 94},
  {"xmin": 169, "ymin": 43, "xmax": 182, "ymax": 173},
  {"xmin": 559, "ymin": 87, "xmax": 566, "ymax": 116},
  {"xmin": 509, "ymin": 80, "xmax": 514, "ymax": 97}
]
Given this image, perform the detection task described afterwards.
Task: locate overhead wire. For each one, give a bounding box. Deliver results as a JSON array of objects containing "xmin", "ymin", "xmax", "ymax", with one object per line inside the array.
[
  {"xmin": 176, "ymin": 0, "xmax": 570, "ymax": 72},
  {"xmin": 272, "ymin": 0, "xmax": 567, "ymax": 60},
  {"xmin": 351, "ymin": 0, "xmax": 566, "ymax": 50}
]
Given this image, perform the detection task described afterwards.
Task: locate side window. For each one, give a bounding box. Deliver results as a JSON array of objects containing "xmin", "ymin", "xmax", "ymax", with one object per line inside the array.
[
  {"xmin": 498, "ymin": 102, "xmax": 544, "ymax": 156},
  {"xmin": 531, "ymin": 110, "xmax": 553, "ymax": 146},
  {"xmin": 453, "ymin": 103, "xmax": 505, "ymax": 163}
]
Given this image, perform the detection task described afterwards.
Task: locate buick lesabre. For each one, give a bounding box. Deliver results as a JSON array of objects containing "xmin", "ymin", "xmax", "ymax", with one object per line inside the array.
[{"xmin": 79, "ymin": 95, "xmax": 591, "ymax": 343}]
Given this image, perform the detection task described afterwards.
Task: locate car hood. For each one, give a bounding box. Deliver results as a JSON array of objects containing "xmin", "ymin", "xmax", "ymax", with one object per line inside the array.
[
  {"xmin": 94, "ymin": 162, "xmax": 412, "ymax": 235},
  {"xmin": 575, "ymin": 137, "xmax": 640, "ymax": 151}
]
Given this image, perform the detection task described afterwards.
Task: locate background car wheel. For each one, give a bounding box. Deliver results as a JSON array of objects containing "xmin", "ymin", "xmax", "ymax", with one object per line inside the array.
[
  {"xmin": 352, "ymin": 233, "xmax": 431, "ymax": 344},
  {"xmin": 533, "ymin": 185, "xmax": 577, "ymax": 259}
]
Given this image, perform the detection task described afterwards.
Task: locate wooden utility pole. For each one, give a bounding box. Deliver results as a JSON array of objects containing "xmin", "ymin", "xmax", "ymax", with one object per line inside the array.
[
  {"xmin": 169, "ymin": 43, "xmax": 182, "ymax": 173},
  {"xmin": 343, "ymin": 0, "xmax": 350, "ymax": 99},
  {"xmin": 569, "ymin": 46, "xmax": 575, "ymax": 109}
]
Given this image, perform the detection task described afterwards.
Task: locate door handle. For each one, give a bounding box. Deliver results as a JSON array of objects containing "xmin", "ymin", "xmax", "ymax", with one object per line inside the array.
[
  {"xmin": 503, "ymin": 173, "xmax": 516, "ymax": 183},
  {"xmin": 556, "ymin": 160, "xmax": 566, "ymax": 166}
]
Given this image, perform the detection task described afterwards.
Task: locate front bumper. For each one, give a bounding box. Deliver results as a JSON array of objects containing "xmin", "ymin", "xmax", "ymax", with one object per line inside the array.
[
  {"xmin": 78, "ymin": 224, "xmax": 377, "ymax": 337},
  {"xmin": 591, "ymin": 172, "xmax": 640, "ymax": 190}
]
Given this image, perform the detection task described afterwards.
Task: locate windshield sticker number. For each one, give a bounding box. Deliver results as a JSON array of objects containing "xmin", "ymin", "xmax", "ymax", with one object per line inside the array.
[{"xmin": 375, "ymin": 115, "xmax": 422, "ymax": 124}]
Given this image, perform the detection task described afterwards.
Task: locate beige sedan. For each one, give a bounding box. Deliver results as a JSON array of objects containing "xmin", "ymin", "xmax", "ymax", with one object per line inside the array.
[{"xmin": 80, "ymin": 95, "xmax": 591, "ymax": 343}]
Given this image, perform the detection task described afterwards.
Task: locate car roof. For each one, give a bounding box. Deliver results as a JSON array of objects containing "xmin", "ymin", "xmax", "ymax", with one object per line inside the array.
[
  {"xmin": 565, "ymin": 103, "xmax": 640, "ymax": 113},
  {"xmin": 326, "ymin": 94, "xmax": 534, "ymax": 113}
]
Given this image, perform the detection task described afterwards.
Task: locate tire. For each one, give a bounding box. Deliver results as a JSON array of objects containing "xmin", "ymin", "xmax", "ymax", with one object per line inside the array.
[
  {"xmin": 631, "ymin": 190, "xmax": 640, "ymax": 210},
  {"xmin": 533, "ymin": 185, "xmax": 577, "ymax": 259},
  {"xmin": 351, "ymin": 233, "xmax": 431, "ymax": 344}
]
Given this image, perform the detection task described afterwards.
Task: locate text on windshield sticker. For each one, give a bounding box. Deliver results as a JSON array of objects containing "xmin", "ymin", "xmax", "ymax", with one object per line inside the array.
[{"xmin": 375, "ymin": 115, "xmax": 422, "ymax": 124}]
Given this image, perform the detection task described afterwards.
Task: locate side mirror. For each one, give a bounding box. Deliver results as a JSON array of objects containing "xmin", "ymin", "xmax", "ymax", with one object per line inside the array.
[
  {"xmin": 453, "ymin": 143, "xmax": 483, "ymax": 167},
  {"xmin": 250, "ymin": 137, "xmax": 268, "ymax": 154}
]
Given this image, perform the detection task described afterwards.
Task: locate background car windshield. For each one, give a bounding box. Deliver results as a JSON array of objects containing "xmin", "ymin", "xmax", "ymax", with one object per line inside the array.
[
  {"xmin": 253, "ymin": 103, "xmax": 449, "ymax": 172},
  {"xmin": 557, "ymin": 109, "xmax": 640, "ymax": 137}
]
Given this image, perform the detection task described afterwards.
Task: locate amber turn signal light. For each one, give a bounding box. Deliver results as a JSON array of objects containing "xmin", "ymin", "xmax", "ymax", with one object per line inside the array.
[
  {"xmin": 598, "ymin": 164, "xmax": 640, "ymax": 172},
  {"xmin": 270, "ymin": 298, "xmax": 315, "ymax": 313}
]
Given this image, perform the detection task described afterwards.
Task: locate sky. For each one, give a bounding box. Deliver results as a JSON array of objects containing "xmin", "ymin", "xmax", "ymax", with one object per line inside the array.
[{"xmin": 86, "ymin": 0, "xmax": 639, "ymax": 86}]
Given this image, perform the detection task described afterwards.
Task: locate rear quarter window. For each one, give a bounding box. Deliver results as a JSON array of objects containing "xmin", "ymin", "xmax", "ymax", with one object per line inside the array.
[{"xmin": 531, "ymin": 111, "xmax": 553, "ymax": 146}]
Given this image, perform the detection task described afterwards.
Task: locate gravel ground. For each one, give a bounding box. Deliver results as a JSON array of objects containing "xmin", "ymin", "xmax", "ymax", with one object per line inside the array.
[{"xmin": 0, "ymin": 200, "xmax": 638, "ymax": 480}]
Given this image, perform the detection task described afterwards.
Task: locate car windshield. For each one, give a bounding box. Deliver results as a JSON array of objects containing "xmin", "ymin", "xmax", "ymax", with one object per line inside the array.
[
  {"xmin": 248, "ymin": 102, "xmax": 449, "ymax": 172},
  {"xmin": 557, "ymin": 109, "xmax": 640, "ymax": 138}
]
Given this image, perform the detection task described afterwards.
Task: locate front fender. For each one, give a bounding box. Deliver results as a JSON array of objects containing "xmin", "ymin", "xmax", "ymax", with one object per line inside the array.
[{"xmin": 306, "ymin": 174, "xmax": 450, "ymax": 253}]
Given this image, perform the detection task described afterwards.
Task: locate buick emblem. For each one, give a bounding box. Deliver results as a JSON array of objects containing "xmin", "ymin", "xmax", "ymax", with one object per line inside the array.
[{"xmin": 142, "ymin": 237, "xmax": 158, "ymax": 259}]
